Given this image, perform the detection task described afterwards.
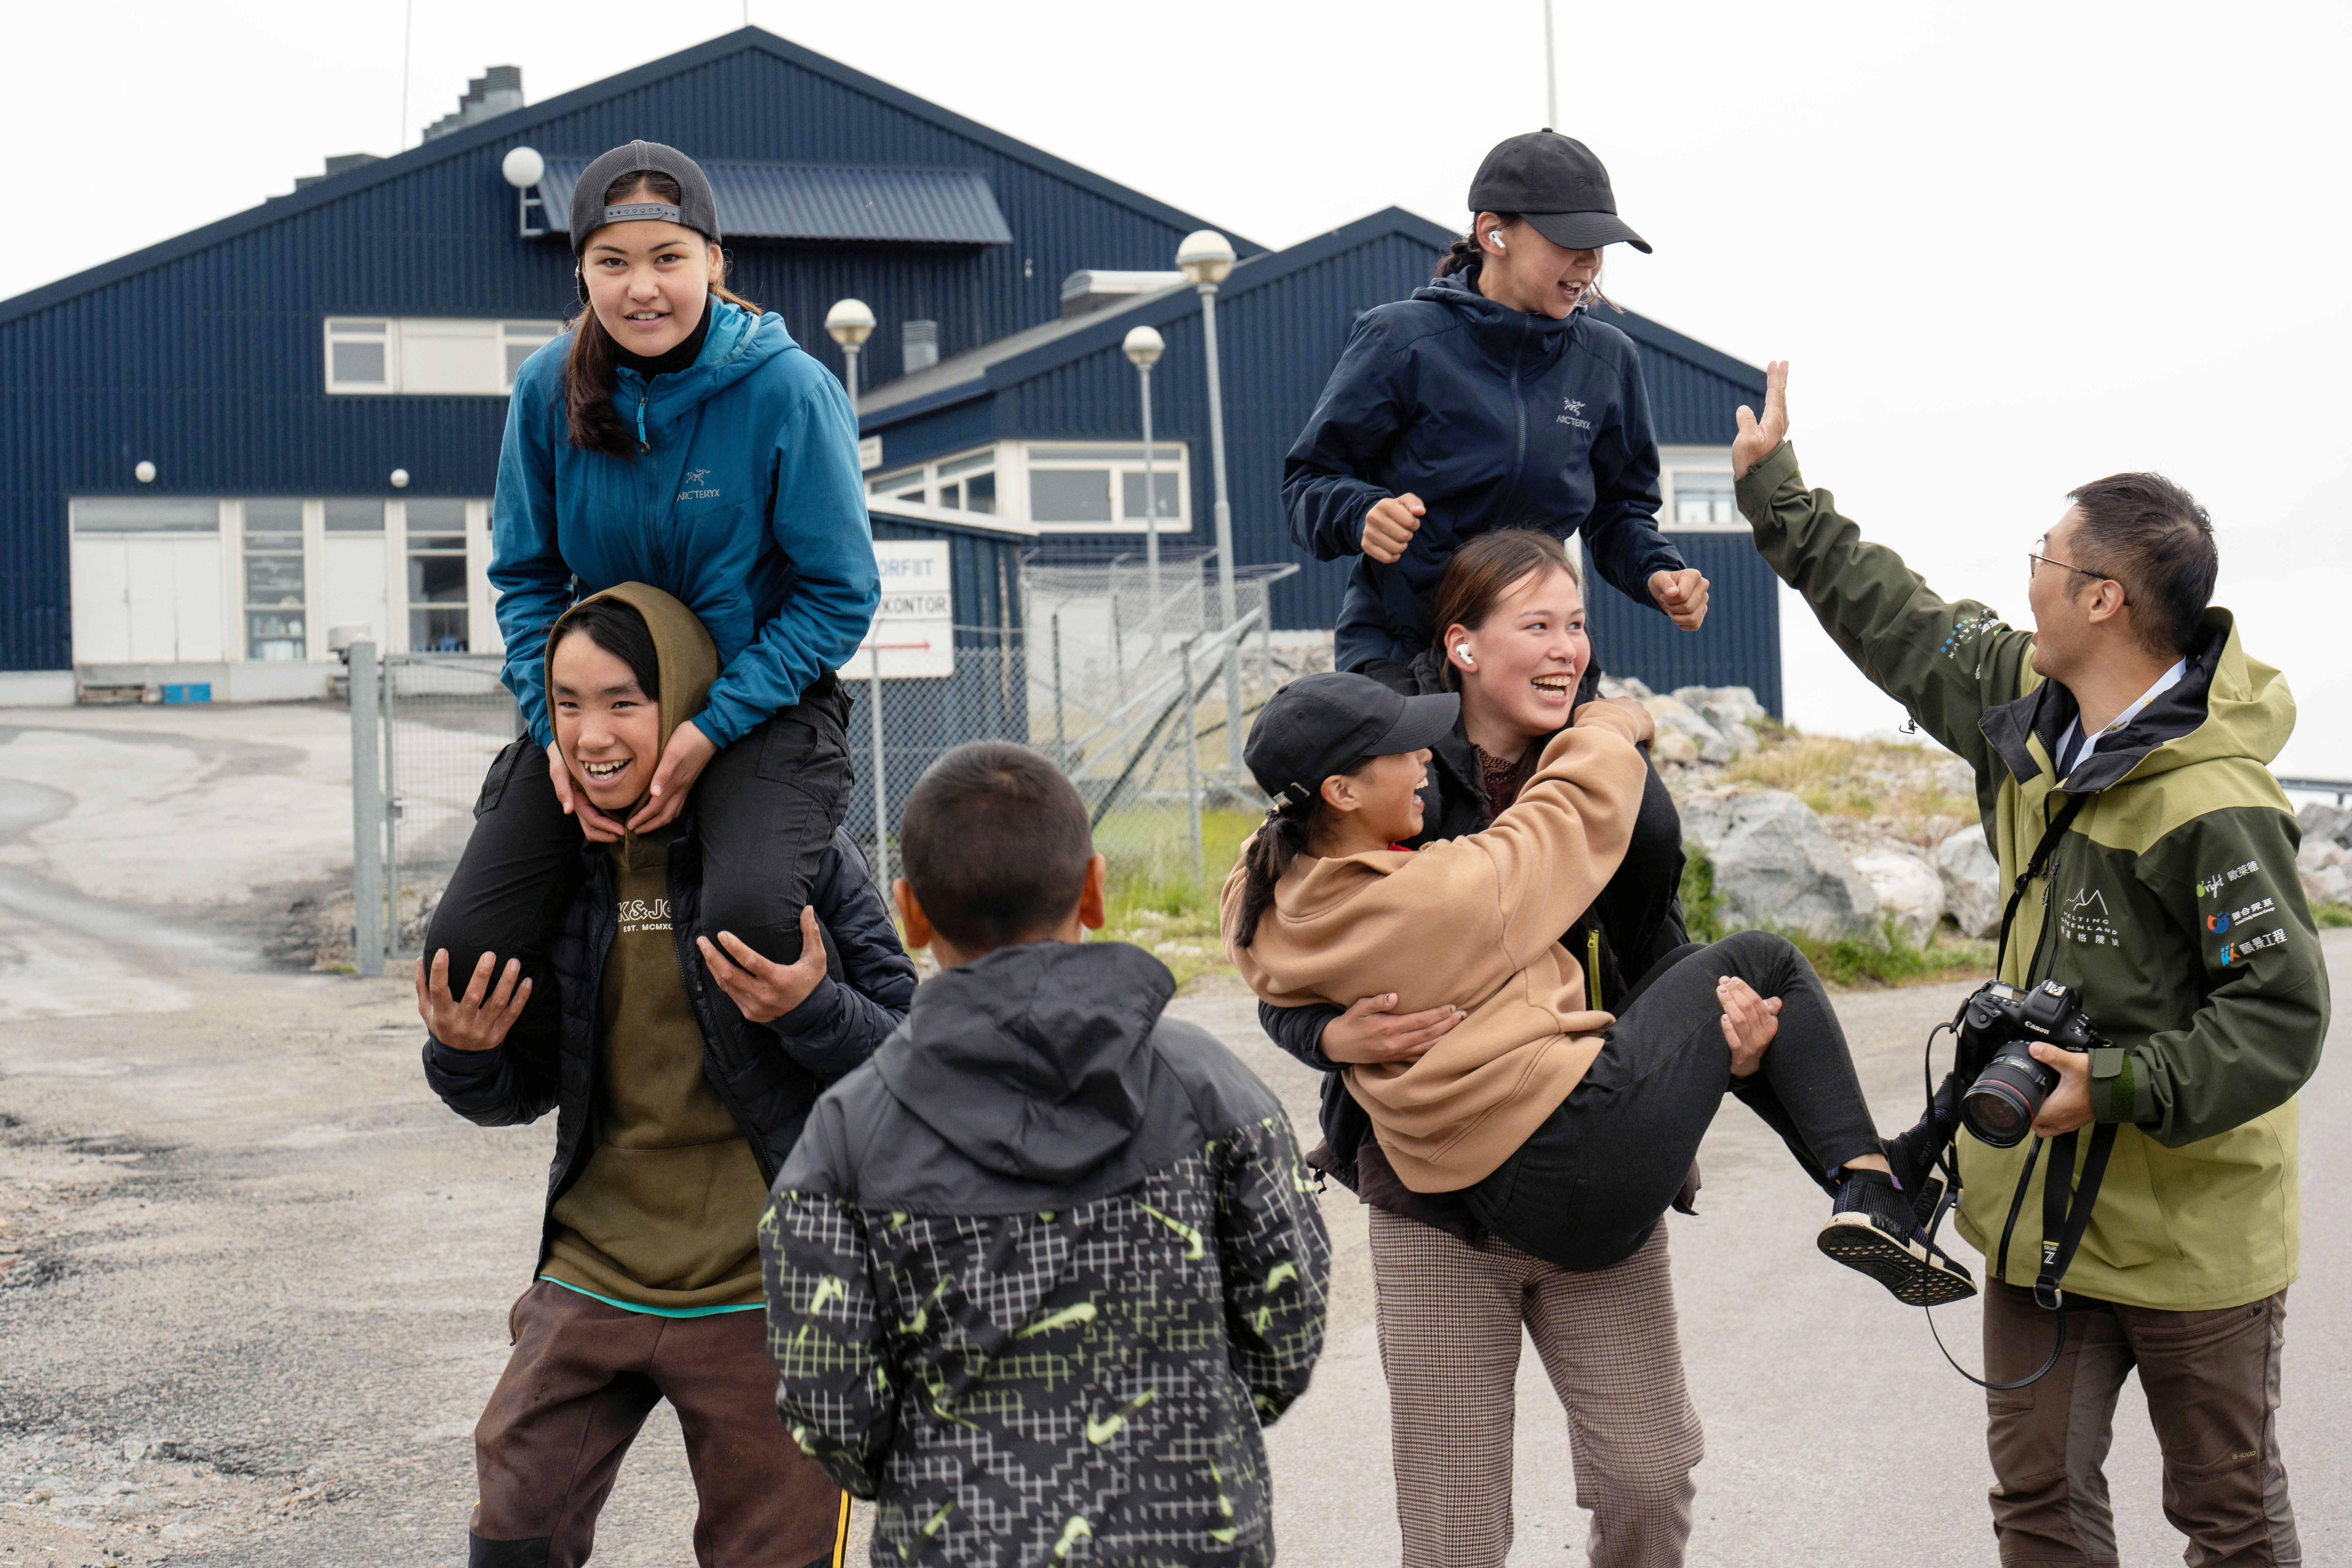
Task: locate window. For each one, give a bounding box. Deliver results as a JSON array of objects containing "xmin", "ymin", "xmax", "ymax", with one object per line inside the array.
[
  {"xmin": 1026, "ymin": 444, "xmax": 1188, "ymax": 533},
  {"xmin": 325, "ymin": 498, "xmax": 385, "ymax": 532},
  {"xmin": 326, "ymin": 320, "xmax": 392, "ymax": 391},
  {"xmin": 324, "ymin": 317, "xmax": 565, "ymax": 395},
  {"xmin": 1670, "ymin": 470, "xmax": 1736, "ymax": 526},
  {"xmin": 866, "ymin": 464, "xmax": 930, "ymax": 506},
  {"xmin": 71, "ymin": 498, "xmax": 220, "ymax": 533},
  {"xmin": 242, "ymin": 500, "xmax": 306, "ymax": 660},
  {"xmin": 937, "ymin": 451, "xmax": 995, "ymax": 515},
  {"xmin": 405, "ymin": 499, "xmax": 470, "ymax": 651}
]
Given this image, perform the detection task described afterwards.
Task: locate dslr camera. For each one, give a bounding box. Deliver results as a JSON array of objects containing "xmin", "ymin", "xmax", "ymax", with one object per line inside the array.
[{"xmin": 1952, "ymin": 979, "xmax": 2106, "ymax": 1148}]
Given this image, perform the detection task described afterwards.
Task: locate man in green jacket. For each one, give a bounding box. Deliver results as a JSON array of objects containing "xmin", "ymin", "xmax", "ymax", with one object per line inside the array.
[{"xmin": 1732, "ymin": 364, "xmax": 2323, "ymax": 1568}]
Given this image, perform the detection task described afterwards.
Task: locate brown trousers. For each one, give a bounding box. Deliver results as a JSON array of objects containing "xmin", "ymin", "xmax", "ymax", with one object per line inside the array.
[
  {"xmin": 1983, "ymin": 1278, "xmax": 2298, "ymax": 1567},
  {"xmin": 1369, "ymin": 1208, "xmax": 1704, "ymax": 1568},
  {"xmin": 470, "ymin": 1282, "xmax": 848, "ymax": 1568}
]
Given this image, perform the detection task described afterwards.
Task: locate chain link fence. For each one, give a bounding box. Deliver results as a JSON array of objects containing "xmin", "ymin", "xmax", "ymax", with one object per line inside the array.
[{"xmin": 344, "ymin": 554, "xmax": 1322, "ymax": 974}]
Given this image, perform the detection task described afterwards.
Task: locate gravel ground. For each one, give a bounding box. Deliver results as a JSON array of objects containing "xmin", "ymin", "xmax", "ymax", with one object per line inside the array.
[{"xmin": 3, "ymin": 702, "xmax": 2345, "ymax": 1566}]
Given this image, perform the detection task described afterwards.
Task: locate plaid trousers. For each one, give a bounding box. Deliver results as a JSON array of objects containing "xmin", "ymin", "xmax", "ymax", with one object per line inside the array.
[{"xmin": 1370, "ymin": 1207, "xmax": 1704, "ymax": 1568}]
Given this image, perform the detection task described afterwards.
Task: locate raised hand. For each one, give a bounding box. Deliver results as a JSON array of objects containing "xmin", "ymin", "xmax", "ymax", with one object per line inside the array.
[
  {"xmin": 1730, "ymin": 359, "xmax": 1790, "ymax": 480},
  {"xmin": 1648, "ymin": 567, "xmax": 1711, "ymax": 631},
  {"xmin": 1360, "ymin": 492, "xmax": 1427, "ymax": 564},
  {"xmin": 697, "ymin": 904, "xmax": 828, "ymax": 1025},
  {"xmin": 416, "ymin": 949, "xmax": 533, "ymax": 1053}
]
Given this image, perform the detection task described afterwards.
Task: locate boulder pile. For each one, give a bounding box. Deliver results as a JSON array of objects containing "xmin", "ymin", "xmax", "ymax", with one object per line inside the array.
[{"xmin": 2295, "ymin": 803, "xmax": 2352, "ymax": 906}]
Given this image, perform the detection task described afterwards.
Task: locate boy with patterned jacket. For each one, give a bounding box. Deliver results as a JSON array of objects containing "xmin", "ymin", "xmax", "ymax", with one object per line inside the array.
[
  {"xmin": 760, "ymin": 743, "xmax": 1330, "ymax": 1566},
  {"xmin": 1732, "ymin": 364, "xmax": 2324, "ymax": 1566}
]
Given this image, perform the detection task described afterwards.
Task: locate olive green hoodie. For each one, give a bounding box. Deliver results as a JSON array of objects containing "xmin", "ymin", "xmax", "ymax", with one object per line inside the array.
[
  {"xmin": 1739, "ymin": 442, "xmax": 2326, "ymax": 1310},
  {"xmin": 539, "ymin": 582, "xmax": 772, "ymax": 1312}
]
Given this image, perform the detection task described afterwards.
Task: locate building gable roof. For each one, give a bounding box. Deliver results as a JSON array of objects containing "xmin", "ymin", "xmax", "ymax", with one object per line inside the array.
[{"xmin": 0, "ymin": 27, "xmax": 1255, "ymax": 330}]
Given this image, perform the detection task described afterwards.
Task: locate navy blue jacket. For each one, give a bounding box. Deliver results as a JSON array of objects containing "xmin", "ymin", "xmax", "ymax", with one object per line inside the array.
[
  {"xmin": 491, "ymin": 299, "xmax": 881, "ymax": 751},
  {"xmin": 1283, "ymin": 268, "xmax": 1683, "ymax": 671},
  {"xmin": 423, "ymin": 823, "xmax": 915, "ymax": 1269}
]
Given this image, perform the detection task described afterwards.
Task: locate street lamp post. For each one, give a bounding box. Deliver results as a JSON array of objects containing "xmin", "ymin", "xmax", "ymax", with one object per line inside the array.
[
  {"xmin": 824, "ymin": 297, "xmax": 885, "ymax": 890},
  {"xmin": 1122, "ymin": 324, "xmax": 1165, "ymax": 668},
  {"xmin": 824, "ymin": 297, "xmax": 876, "ymax": 403},
  {"xmin": 1175, "ymin": 230, "xmax": 1240, "ymax": 772}
]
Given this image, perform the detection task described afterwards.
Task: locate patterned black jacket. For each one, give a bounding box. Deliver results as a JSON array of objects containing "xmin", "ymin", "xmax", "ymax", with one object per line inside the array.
[{"xmin": 761, "ymin": 941, "xmax": 1330, "ymax": 1566}]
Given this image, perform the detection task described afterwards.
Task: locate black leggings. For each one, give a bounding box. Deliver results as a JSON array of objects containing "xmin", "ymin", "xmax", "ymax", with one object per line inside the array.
[
  {"xmin": 423, "ymin": 676, "xmax": 854, "ymax": 980},
  {"xmin": 1466, "ymin": 929, "xmax": 1881, "ymax": 1271}
]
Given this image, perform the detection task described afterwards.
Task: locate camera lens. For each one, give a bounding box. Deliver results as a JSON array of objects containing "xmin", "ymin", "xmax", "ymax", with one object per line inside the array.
[{"xmin": 1962, "ymin": 1050, "xmax": 2058, "ymax": 1148}]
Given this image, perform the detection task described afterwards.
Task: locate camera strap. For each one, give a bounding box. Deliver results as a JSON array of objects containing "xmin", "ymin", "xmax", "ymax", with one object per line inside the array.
[{"xmin": 1993, "ymin": 793, "xmax": 2089, "ymax": 981}]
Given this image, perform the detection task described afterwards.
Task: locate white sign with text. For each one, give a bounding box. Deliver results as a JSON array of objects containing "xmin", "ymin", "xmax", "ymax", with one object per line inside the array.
[{"xmin": 840, "ymin": 539, "xmax": 953, "ymax": 681}]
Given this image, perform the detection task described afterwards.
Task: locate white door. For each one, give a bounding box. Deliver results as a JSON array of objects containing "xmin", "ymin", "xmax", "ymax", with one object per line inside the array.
[
  {"xmin": 125, "ymin": 545, "xmax": 181, "ymax": 662},
  {"xmin": 167, "ymin": 538, "xmax": 224, "ymax": 661},
  {"xmin": 70, "ymin": 538, "xmax": 133, "ymax": 664},
  {"xmin": 323, "ymin": 534, "xmax": 391, "ymax": 648}
]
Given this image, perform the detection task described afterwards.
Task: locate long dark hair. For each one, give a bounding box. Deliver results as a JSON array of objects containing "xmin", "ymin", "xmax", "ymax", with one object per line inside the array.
[{"xmin": 564, "ymin": 169, "xmax": 765, "ymax": 458}]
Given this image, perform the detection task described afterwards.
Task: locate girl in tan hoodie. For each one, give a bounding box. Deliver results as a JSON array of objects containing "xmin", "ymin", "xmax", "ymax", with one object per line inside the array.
[{"xmin": 1222, "ymin": 670, "xmax": 1974, "ymax": 1308}]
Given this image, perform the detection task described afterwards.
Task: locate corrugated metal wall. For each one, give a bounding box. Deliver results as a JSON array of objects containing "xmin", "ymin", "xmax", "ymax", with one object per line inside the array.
[
  {"xmin": 1589, "ymin": 532, "xmax": 1783, "ymax": 715},
  {"xmin": 0, "ymin": 32, "xmax": 1240, "ymax": 672}
]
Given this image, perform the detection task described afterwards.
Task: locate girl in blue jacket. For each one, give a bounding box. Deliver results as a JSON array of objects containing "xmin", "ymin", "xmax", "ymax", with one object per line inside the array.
[
  {"xmin": 1283, "ymin": 131, "xmax": 1710, "ymax": 675},
  {"xmin": 426, "ymin": 141, "xmax": 879, "ymax": 982}
]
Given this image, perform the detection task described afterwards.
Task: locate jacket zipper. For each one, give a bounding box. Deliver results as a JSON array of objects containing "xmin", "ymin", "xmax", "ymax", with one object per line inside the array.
[
  {"xmin": 1585, "ymin": 928, "xmax": 1603, "ymax": 1011},
  {"xmin": 1496, "ymin": 314, "xmax": 1532, "ymax": 522}
]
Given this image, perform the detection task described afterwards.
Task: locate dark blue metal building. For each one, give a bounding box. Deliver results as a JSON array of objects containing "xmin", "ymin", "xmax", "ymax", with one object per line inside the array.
[{"xmin": 0, "ymin": 24, "xmax": 1777, "ymax": 712}]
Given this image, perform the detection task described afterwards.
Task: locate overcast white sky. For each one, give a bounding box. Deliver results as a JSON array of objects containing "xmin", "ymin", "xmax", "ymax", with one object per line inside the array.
[{"xmin": 19, "ymin": 2, "xmax": 2352, "ymax": 770}]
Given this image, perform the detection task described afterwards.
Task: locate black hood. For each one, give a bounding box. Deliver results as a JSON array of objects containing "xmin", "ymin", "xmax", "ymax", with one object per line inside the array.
[{"xmin": 871, "ymin": 942, "xmax": 1177, "ymax": 1186}]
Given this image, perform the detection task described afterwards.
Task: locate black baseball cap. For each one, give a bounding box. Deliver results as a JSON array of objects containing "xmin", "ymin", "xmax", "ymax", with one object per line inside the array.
[
  {"xmin": 1245, "ymin": 673, "xmax": 1459, "ymax": 811},
  {"xmin": 570, "ymin": 140, "xmax": 723, "ymax": 255},
  {"xmin": 1468, "ymin": 130, "xmax": 1651, "ymax": 254}
]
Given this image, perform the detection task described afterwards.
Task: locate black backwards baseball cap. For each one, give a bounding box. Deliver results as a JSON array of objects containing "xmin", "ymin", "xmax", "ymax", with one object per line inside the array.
[
  {"xmin": 570, "ymin": 140, "xmax": 723, "ymax": 255},
  {"xmin": 1468, "ymin": 130, "xmax": 1650, "ymax": 254},
  {"xmin": 1244, "ymin": 673, "xmax": 1459, "ymax": 813}
]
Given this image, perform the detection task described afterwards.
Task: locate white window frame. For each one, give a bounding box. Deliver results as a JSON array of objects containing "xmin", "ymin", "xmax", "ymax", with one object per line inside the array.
[
  {"xmin": 324, "ymin": 317, "xmax": 565, "ymax": 396},
  {"xmin": 1020, "ymin": 442, "xmax": 1192, "ymax": 535},
  {"xmin": 1658, "ymin": 448, "xmax": 1743, "ymax": 533}
]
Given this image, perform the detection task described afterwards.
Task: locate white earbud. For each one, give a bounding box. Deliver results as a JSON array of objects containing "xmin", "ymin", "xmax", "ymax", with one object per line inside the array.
[
  {"xmin": 1487, "ymin": 231, "xmax": 1506, "ymax": 250},
  {"xmin": 1457, "ymin": 644, "xmax": 1475, "ymax": 666}
]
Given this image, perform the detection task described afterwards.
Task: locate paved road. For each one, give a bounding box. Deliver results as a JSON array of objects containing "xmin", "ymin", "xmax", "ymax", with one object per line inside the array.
[{"xmin": 1, "ymin": 704, "xmax": 2344, "ymax": 1565}]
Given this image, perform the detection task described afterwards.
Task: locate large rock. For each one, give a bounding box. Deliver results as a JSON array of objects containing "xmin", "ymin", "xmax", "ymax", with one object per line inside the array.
[
  {"xmin": 1599, "ymin": 674, "xmax": 1655, "ymax": 702},
  {"xmin": 1934, "ymin": 824, "xmax": 2004, "ymax": 939},
  {"xmin": 1852, "ymin": 846, "xmax": 1945, "ymax": 947},
  {"xmin": 1672, "ymin": 686, "xmax": 1764, "ymax": 757},
  {"xmin": 2297, "ymin": 801, "xmax": 2352, "ymax": 850},
  {"xmin": 1653, "ymin": 729, "xmax": 1700, "ymax": 766},
  {"xmin": 1645, "ymin": 695, "xmax": 1732, "ymax": 763},
  {"xmin": 2297, "ymin": 837, "xmax": 2352, "ymax": 906},
  {"xmin": 1680, "ymin": 788, "xmax": 1881, "ymax": 942}
]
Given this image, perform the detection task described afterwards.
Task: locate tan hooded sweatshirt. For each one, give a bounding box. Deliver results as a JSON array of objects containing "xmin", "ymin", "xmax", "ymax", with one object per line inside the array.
[{"xmin": 1222, "ymin": 703, "xmax": 1648, "ymax": 1192}]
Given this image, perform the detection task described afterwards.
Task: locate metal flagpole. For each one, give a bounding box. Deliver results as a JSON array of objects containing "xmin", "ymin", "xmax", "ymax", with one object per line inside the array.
[{"xmin": 1544, "ymin": 0, "xmax": 1559, "ymax": 127}]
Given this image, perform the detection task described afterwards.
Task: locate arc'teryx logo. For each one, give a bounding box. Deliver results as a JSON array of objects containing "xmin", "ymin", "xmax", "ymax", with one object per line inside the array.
[
  {"xmin": 1557, "ymin": 395, "xmax": 1592, "ymax": 431},
  {"xmin": 677, "ymin": 468, "xmax": 720, "ymax": 502},
  {"xmin": 1561, "ymin": 398, "xmax": 1585, "ymax": 416},
  {"xmin": 684, "ymin": 468, "xmax": 709, "ymax": 485}
]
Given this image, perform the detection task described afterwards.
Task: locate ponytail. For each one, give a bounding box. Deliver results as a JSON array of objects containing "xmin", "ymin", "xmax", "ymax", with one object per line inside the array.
[
  {"xmin": 562, "ymin": 169, "xmax": 763, "ymax": 458},
  {"xmin": 1433, "ymin": 212, "xmax": 1519, "ymax": 281},
  {"xmin": 1231, "ymin": 804, "xmax": 1314, "ymax": 950}
]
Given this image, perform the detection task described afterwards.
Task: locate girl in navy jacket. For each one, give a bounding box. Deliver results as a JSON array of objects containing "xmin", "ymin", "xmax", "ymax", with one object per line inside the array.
[{"xmin": 1283, "ymin": 131, "xmax": 1709, "ymax": 674}]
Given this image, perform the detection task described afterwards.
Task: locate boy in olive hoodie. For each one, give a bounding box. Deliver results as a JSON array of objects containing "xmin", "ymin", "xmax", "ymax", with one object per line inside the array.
[
  {"xmin": 421, "ymin": 582, "xmax": 917, "ymax": 1568},
  {"xmin": 1733, "ymin": 365, "xmax": 2323, "ymax": 1566}
]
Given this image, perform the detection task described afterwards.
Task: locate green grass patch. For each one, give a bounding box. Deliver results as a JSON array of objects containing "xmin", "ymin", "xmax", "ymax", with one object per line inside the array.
[
  {"xmin": 1094, "ymin": 808, "xmax": 1259, "ymax": 989},
  {"xmin": 2314, "ymin": 901, "xmax": 2352, "ymax": 930},
  {"xmin": 1680, "ymin": 842, "xmax": 1995, "ymax": 990}
]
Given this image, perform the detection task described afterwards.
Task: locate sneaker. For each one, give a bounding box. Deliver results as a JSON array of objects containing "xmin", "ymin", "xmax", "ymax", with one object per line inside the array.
[
  {"xmin": 1818, "ymin": 1169, "xmax": 1977, "ymax": 1306},
  {"xmin": 1882, "ymin": 1122, "xmax": 1947, "ymax": 1229}
]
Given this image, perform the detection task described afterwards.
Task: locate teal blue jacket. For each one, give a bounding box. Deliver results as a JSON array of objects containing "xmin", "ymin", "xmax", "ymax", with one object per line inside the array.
[{"xmin": 490, "ymin": 299, "xmax": 879, "ymax": 749}]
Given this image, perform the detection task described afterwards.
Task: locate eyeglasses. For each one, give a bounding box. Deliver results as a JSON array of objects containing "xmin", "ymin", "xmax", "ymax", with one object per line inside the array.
[{"xmin": 2026, "ymin": 541, "xmax": 2128, "ymax": 605}]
